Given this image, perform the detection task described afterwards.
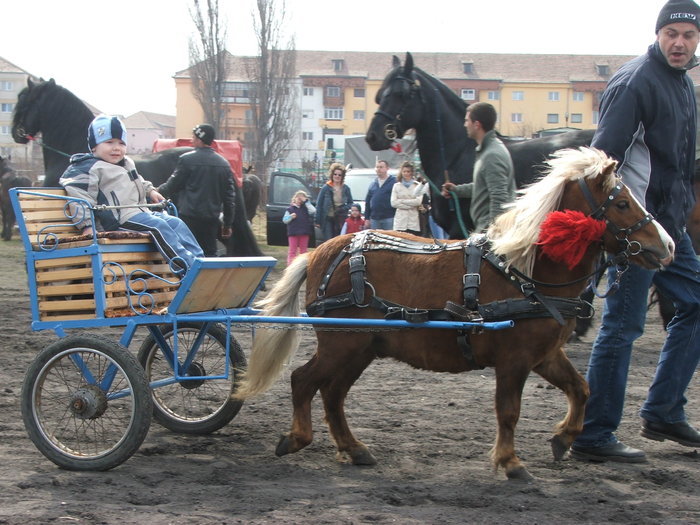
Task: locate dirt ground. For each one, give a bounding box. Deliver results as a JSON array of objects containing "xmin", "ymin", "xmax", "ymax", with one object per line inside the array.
[{"xmin": 0, "ymin": 237, "xmax": 699, "ymax": 525}]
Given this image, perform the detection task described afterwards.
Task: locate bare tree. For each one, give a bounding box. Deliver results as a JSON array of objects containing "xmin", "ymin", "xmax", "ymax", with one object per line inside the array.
[
  {"xmin": 246, "ymin": 0, "xmax": 297, "ymax": 186},
  {"xmin": 189, "ymin": 0, "xmax": 228, "ymax": 134}
]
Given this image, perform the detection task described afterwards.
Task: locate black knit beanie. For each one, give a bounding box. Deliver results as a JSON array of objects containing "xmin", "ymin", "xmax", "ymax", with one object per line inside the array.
[{"xmin": 656, "ymin": 0, "xmax": 700, "ymax": 32}]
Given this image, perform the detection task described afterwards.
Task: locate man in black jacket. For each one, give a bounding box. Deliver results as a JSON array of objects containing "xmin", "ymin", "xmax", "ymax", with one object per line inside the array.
[
  {"xmin": 158, "ymin": 124, "xmax": 236, "ymax": 256},
  {"xmin": 571, "ymin": 0, "xmax": 700, "ymax": 464}
]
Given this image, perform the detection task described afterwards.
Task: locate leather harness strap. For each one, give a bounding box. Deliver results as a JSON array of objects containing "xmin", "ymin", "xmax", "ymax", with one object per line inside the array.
[{"xmin": 306, "ymin": 232, "xmax": 590, "ymax": 368}]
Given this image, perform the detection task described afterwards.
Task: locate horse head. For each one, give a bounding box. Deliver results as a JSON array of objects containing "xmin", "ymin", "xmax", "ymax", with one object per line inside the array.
[
  {"xmin": 489, "ymin": 147, "xmax": 674, "ymax": 278},
  {"xmin": 366, "ymin": 52, "xmax": 424, "ymax": 151},
  {"xmin": 11, "ymin": 77, "xmax": 54, "ymax": 144}
]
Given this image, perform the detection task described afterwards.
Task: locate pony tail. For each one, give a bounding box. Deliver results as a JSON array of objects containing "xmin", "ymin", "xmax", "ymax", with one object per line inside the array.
[{"xmin": 234, "ymin": 254, "xmax": 309, "ymax": 400}]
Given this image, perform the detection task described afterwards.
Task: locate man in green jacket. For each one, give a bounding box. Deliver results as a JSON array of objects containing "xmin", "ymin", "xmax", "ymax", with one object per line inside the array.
[{"xmin": 441, "ymin": 102, "xmax": 515, "ymax": 233}]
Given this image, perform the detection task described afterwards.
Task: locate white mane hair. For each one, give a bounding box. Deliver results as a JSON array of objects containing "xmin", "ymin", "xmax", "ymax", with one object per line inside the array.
[{"xmin": 486, "ymin": 147, "xmax": 616, "ymax": 275}]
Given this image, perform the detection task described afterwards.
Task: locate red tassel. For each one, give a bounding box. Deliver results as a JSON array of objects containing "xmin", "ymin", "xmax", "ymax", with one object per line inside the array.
[
  {"xmin": 537, "ymin": 210, "xmax": 607, "ymax": 270},
  {"xmin": 390, "ymin": 142, "xmax": 402, "ymax": 153}
]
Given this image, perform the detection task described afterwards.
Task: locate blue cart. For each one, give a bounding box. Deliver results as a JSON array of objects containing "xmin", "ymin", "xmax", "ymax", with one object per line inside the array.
[{"xmin": 10, "ymin": 188, "xmax": 512, "ymax": 471}]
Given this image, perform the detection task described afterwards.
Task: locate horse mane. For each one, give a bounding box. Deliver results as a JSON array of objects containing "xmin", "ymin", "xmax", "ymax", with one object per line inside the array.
[
  {"xmin": 487, "ymin": 147, "xmax": 615, "ymax": 275},
  {"xmin": 413, "ymin": 67, "xmax": 468, "ymax": 118}
]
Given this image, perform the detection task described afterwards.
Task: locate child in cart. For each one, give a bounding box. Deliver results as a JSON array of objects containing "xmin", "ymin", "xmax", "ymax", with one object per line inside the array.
[{"xmin": 60, "ymin": 115, "xmax": 203, "ymax": 274}]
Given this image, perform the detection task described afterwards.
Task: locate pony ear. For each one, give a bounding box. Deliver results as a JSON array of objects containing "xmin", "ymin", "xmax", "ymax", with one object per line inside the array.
[
  {"xmin": 47, "ymin": 78, "xmax": 56, "ymax": 87},
  {"xmin": 405, "ymin": 52, "xmax": 414, "ymax": 74},
  {"xmin": 602, "ymin": 158, "xmax": 617, "ymax": 176},
  {"xmin": 392, "ymin": 55, "xmax": 401, "ymax": 68}
]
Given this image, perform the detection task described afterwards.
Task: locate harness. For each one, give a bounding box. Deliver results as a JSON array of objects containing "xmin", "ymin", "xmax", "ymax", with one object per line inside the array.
[{"xmin": 307, "ymin": 231, "xmax": 593, "ymax": 369}]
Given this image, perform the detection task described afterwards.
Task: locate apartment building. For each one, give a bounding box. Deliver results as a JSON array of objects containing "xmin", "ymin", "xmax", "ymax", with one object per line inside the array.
[
  {"xmin": 175, "ymin": 49, "xmax": 700, "ymax": 173},
  {"xmin": 0, "ymin": 56, "xmax": 39, "ymax": 174}
]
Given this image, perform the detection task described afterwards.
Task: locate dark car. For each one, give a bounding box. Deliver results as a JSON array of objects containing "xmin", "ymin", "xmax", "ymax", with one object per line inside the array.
[{"xmin": 266, "ymin": 171, "xmax": 320, "ymax": 246}]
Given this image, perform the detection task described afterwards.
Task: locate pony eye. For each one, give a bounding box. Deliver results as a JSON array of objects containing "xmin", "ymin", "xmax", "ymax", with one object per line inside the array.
[{"xmin": 615, "ymin": 200, "xmax": 630, "ymax": 210}]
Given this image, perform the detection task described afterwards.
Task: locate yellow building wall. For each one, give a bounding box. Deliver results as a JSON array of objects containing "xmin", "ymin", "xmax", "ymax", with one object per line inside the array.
[
  {"xmin": 487, "ymin": 82, "xmax": 597, "ymax": 137},
  {"xmin": 175, "ymin": 77, "xmax": 205, "ymax": 137}
]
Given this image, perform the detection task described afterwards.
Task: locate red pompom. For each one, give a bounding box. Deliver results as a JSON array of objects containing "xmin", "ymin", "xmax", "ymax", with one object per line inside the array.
[
  {"xmin": 537, "ymin": 210, "xmax": 607, "ymax": 270},
  {"xmin": 390, "ymin": 142, "xmax": 402, "ymax": 153}
]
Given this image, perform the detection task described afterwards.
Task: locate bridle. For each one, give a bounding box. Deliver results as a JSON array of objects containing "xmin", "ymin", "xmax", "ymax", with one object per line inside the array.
[
  {"xmin": 509, "ymin": 176, "xmax": 655, "ymax": 294},
  {"xmin": 576, "ymin": 177, "xmax": 653, "ymax": 254},
  {"xmin": 374, "ymin": 74, "xmax": 420, "ymax": 141}
]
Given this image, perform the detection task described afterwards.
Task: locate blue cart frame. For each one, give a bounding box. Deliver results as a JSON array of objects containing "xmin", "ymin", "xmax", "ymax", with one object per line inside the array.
[{"xmin": 10, "ymin": 187, "xmax": 512, "ymax": 471}]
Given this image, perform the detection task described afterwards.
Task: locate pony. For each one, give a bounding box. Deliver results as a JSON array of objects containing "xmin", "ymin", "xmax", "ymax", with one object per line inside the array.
[
  {"xmin": 234, "ymin": 148, "xmax": 674, "ymax": 481},
  {"xmin": 11, "ymin": 78, "xmax": 262, "ymax": 256},
  {"xmin": 0, "ymin": 156, "xmax": 32, "ymax": 241}
]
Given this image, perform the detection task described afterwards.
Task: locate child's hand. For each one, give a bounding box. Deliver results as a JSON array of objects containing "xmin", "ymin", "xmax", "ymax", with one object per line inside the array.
[
  {"xmin": 290, "ymin": 212, "xmax": 297, "ymax": 220},
  {"xmin": 149, "ymin": 189, "xmax": 165, "ymax": 203}
]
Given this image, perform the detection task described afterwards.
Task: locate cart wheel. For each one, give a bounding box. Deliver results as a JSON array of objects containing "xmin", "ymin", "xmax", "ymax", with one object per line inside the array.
[
  {"xmin": 137, "ymin": 322, "xmax": 247, "ymax": 434},
  {"xmin": 21, "ymin": 334, "xmax": 152, "ymax": 471}
]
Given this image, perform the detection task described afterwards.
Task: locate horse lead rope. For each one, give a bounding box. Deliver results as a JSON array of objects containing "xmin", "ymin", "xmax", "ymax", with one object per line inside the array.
[{"xmin": 21, "ymin": 133, "xmax": 73, "ymax": 159}]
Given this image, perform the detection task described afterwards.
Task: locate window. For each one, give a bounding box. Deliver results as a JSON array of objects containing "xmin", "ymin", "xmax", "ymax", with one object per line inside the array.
[
  {"xmin": 462, "ymin": 62, "xmax": 473, "ymax": 74},
  {"xmin": 302, "ymin": 109, "xmax": 314, "ymax": 119},
  {"xmin": 548, "ymin": 91, "xmax": 560, "ymax": 101},
  {"xmin": 596, "ymin": 64, "xmax": 609, "ymax": 76},
  {"xmin": 302, "ymin": 131, "xmax": 314, "ymax": 141},
  {"xmin": 512, "ymin": 91, "xmax": 524, "ymax": 101},
  {"xmin": 0, "ymin": 126, "xmax": 10, "ymax": 135},
  {"xmin": 332, "ymin": 59, "xmax": 345, "ymax": 71},
  {"xmin": 326, "ymin": 86, "xmax": 341, "ymax": 97},
  {"xmin": 1, "ymin": 103, "xmax": 14, "ymax": 113},
  {"xmin": 511, "ymin": 113, "xmax": 523, "ymax": 123},
  {"xmin": 0, "ymin": 81, "xmax": 13, "ymax": 91},
  {"xmin": 487, "ymin": 91, "xmax": 500, "ymax": 100},
  {"xmin": 592, "ymin": 111, "xmax": 600, "ymax": 125},
  {"xmin": 571, "ymin": 113, "xmax": 583, "ymax": 124},
  {"xmin": 244, "ymin": 109, "xmax": 253, "ymax": 123},
  {"xmin": 324, "ymin": 107, "xmax": 344, "ymax": 120},
  {"xmin": 353, "ymin": 110, "xmax": 365, "ymax": 120},
  {"xmin": 354, "ymin": 88, "xmax": 365, "ymax": 97},
  {"xmin": 573, "ymin": 91, "xmax": 584, "ymax": 102},
  {"xmin": 547, "ymin": 113, "xmax": 559, "ymax": 124},
  {"xmin": 303, "ymin": 87, "xmax": 314, "ymax": 96},
  {"xmin": 460, "ymin": 89, "xmax": 476, "ymax": 101}
]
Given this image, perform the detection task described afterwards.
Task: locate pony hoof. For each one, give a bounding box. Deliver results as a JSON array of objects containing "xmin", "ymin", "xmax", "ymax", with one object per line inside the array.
[
  {"xmin": 350, "ymin": 447, "xmax": 377, "ymax": 466},
  {"xmin": 275, "ymin": 434, "xmax": 292, "ymax": 457},
  {"xmin": 506, "ymin": 466, "xmax": 534, "ymax": 482},
  {"xmin": 549, "ymin": 435, "xmax": 569, "ymax": 461}
]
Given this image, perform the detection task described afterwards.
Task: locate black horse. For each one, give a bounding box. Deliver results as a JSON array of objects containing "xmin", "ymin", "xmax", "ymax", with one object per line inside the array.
[
  {"xmin": 366, "ymin": 53, "xmax": 595, "ymax": 237},
  {"xmin": 11, "ymin": 78, "xmax": 262, "ymax": 256},
  {"xmin": 0, "ymin": 156, "xmax": 32, "ymax": 241}
]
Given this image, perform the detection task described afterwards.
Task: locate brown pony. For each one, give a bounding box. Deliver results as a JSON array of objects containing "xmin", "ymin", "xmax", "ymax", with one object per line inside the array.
[{"xmin": 236, "ymin": 148, "xmax": 674, "ymax": 481}]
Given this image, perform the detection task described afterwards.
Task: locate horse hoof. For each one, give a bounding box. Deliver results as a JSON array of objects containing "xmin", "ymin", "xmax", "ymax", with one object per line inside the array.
[
  {"xmin": 350, "ymin": 447, "xmax": 377, "ymax": 466},
  {"xmin": 549, "ymin": 435, "xmax": 569, "ymax": 461},
  {"xmin": 275, "ymin": 434, "xmax": 292, "ymax": 457},
  {"xmin": 506, "ymin": 466, "xmax": 534, "ymax": 482}
]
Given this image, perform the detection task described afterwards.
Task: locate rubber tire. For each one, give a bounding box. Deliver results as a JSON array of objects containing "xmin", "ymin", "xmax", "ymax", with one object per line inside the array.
[
  {"xmin": 137, "ymin": 322, "xmax": 246, "ymax": 434},
  {"xmin": 21, "ymin": 334, "xmax": 152, "ymax": 471}
]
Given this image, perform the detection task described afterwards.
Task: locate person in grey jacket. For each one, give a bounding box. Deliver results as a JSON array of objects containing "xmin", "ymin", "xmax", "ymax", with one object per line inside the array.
[
  {"xmin": 441, "ymin": 102, "xmax": 515, "ymax": 233},
  {"xmin": 60, "ymin": 115, "xmax": 202, "ymax": 274},
  {"xmin": 157, "ymin": 124, "xmax": 236, "ymax": 256}
]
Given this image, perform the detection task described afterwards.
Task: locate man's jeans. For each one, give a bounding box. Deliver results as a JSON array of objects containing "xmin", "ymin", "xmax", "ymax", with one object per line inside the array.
[
  {"xmin": 370, "ymin": 218, "xmax": 394, "ymax": 230},
  {"xmin": 574, "ymin": 232, "xmax": 700, "ymax": 447}
]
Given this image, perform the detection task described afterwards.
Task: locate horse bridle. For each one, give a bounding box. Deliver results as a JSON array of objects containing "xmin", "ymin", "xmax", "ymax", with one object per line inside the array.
[
  {"xmin": 576, "ymin": 177, "xmax": 653, "ymax": 253},
  {"xmin": 510, "ymin": 177, "xmax": 655, "ymax": 292},
  {"xmin": 374, "ymin": 74, "xmax": 420, "ymax": 141}
]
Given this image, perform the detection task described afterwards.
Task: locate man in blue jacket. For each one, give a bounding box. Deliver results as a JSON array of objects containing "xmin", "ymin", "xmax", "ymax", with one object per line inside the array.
[
  {"xmin": 571, "ymin": 0, "xmax": 700, "ymax": 463},
  {"xmin": 364, "ymin": 160, "xmax": 396, "ymax": 230}
]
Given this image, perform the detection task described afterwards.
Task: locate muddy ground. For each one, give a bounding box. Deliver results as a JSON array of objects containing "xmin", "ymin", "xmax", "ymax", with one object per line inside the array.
[{"xmin": 0, "ymin": 237, "xmax": 698, "ymax": 524}]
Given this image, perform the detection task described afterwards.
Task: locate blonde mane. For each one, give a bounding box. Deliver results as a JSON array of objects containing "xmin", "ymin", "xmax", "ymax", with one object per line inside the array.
[{"xmin": 486, "ymin": 147, "xmax": 616, "ymax": 275}]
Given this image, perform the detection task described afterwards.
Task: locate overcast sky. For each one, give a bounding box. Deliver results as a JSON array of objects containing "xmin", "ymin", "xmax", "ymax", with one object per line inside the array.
[{"xmin": 1, "ymin": 0, "xmax": 674, "ymax": 116}]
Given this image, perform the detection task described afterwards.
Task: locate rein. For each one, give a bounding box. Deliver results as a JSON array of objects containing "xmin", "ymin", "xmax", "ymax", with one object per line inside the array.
[{"xmin": 19, "ymin": 130, "xmax": 73, "ymax": 159}]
